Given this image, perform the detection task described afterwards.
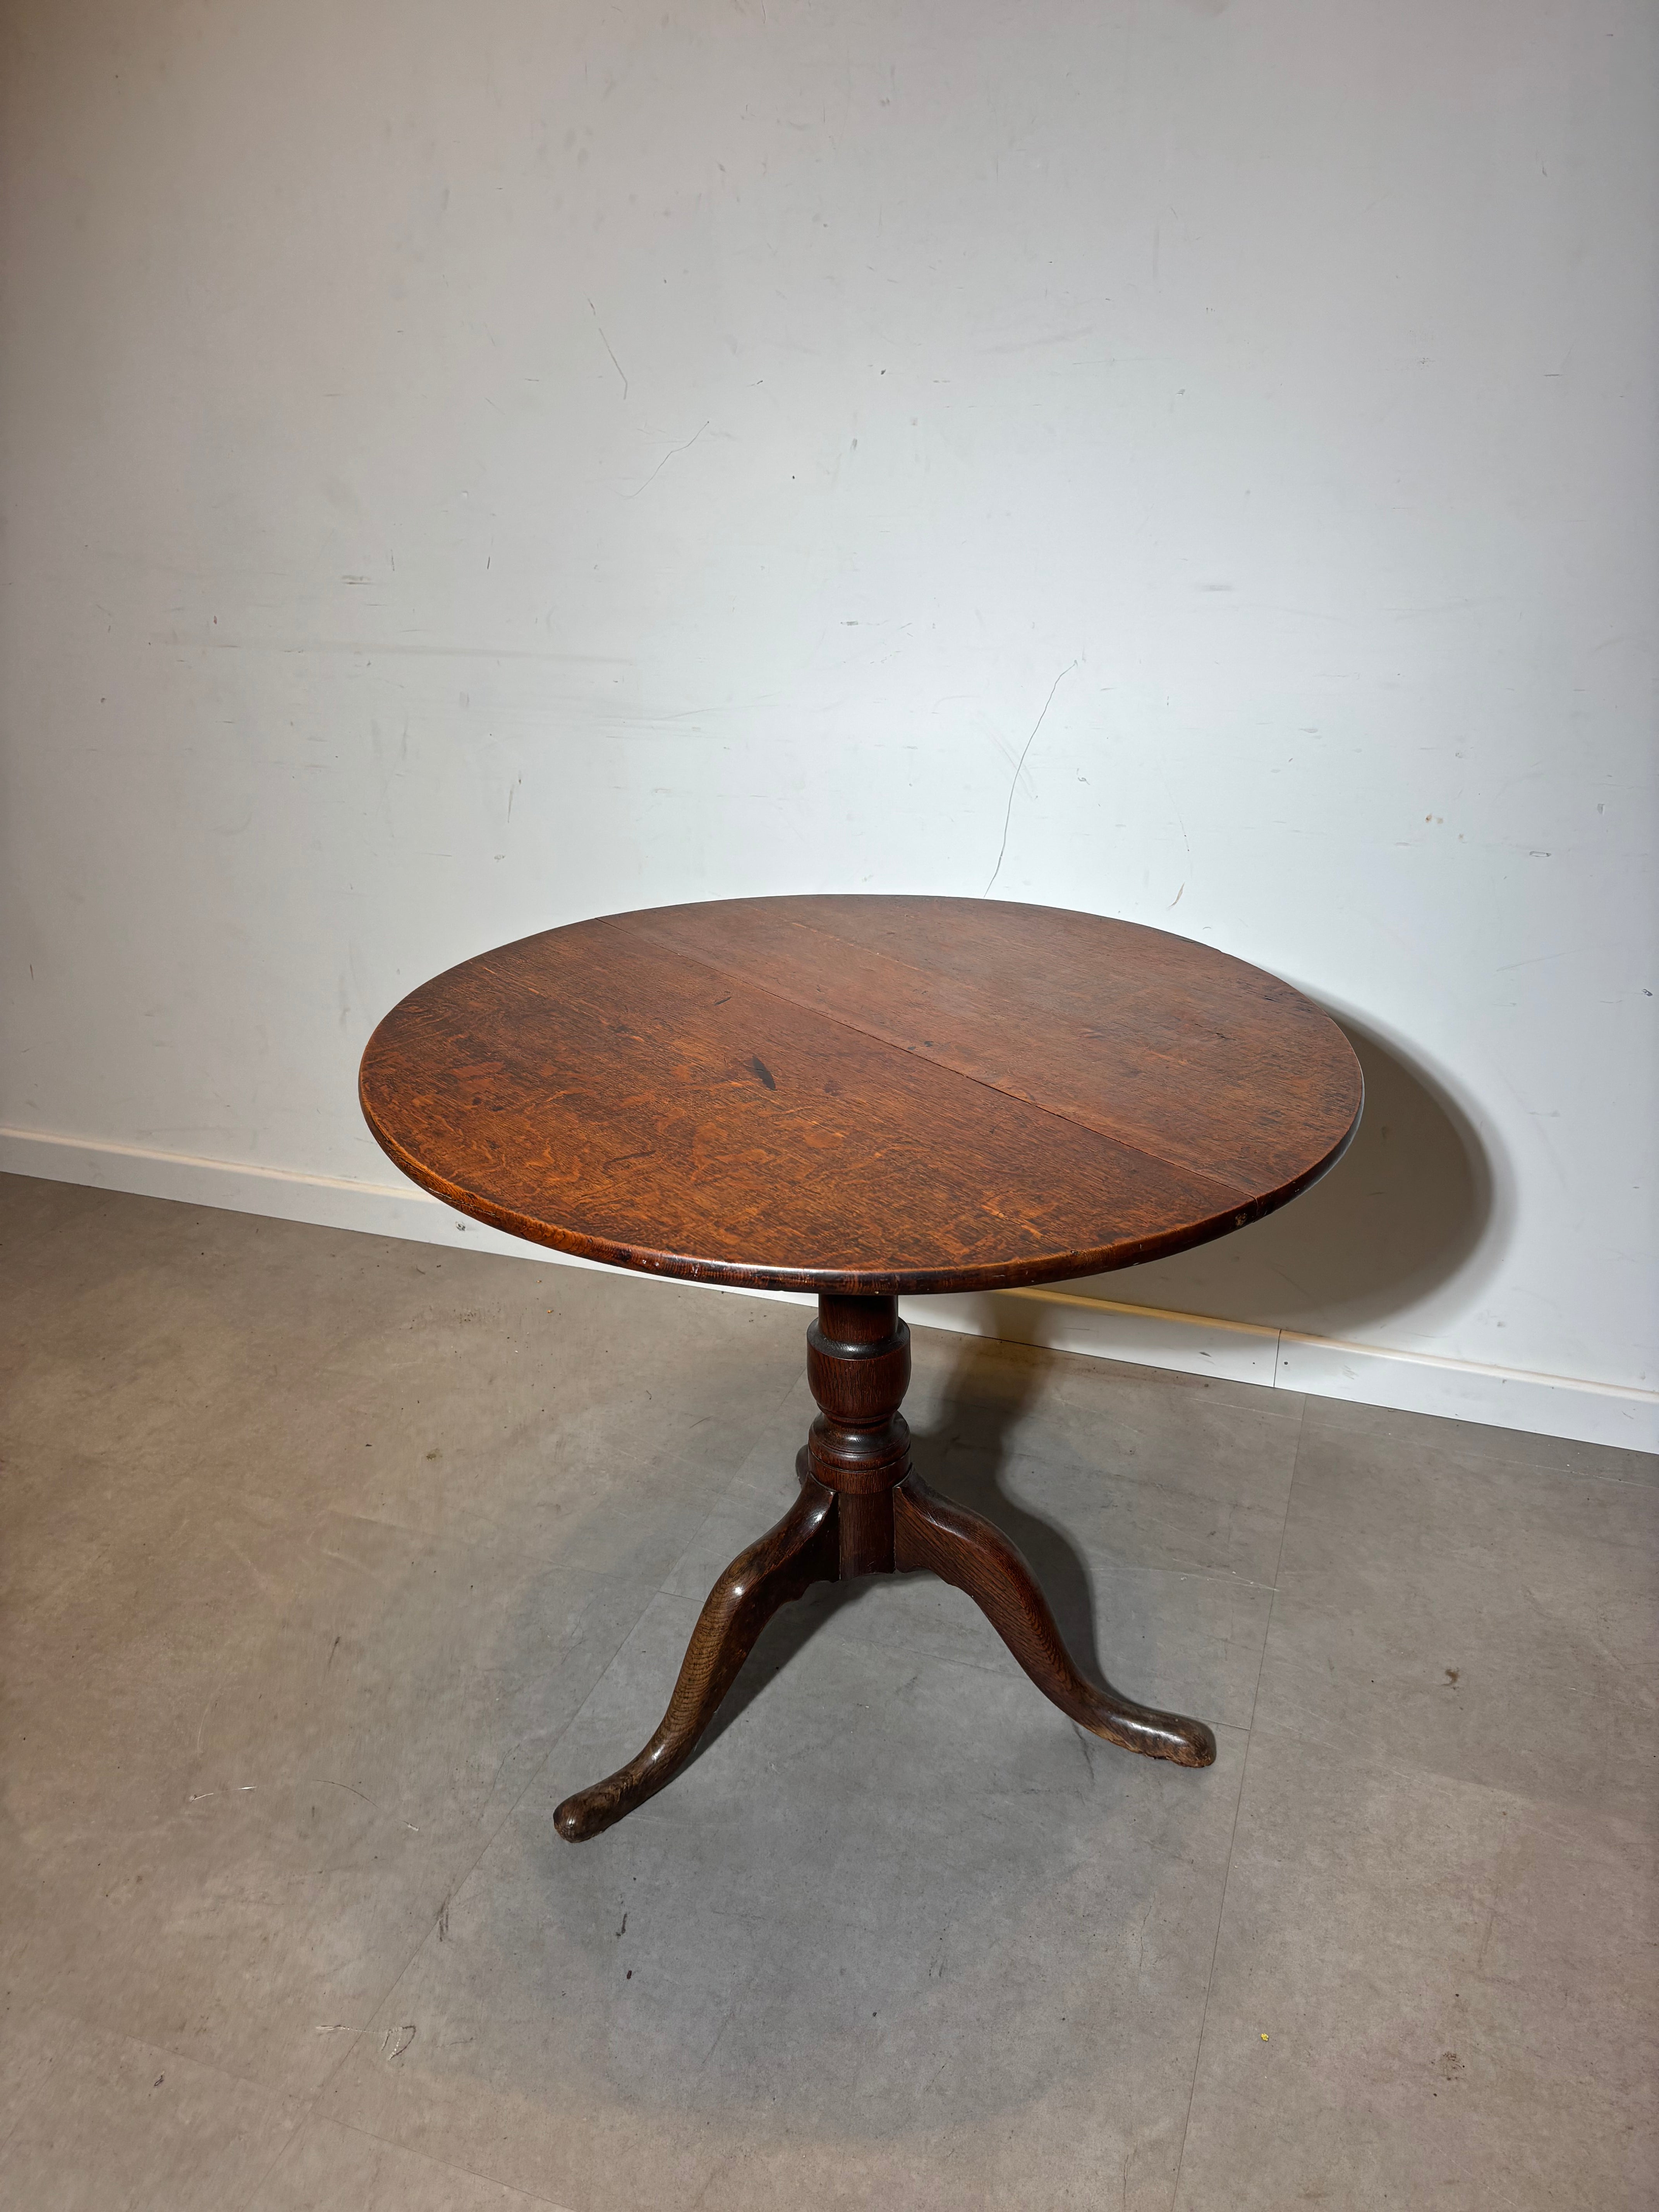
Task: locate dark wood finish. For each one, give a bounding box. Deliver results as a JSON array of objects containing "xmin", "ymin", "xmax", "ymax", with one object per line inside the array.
[
  {"xmin": 892, "ymin": 1471, "xmax": 1216, "ymax": 1767},
  {"xmin": 548, "ymin": 1292, "xmax": 1216, "ymax": 1836},
  {"xmin": 363, "ymin": 900, "xmax": 1360, "ymax": 1836},
  {"xmin": 359, "ymin": 896, "xmax": 1362, "ymax": 1295},
  {"xmin": 552, "ymin": 1471, "xmax": 840, "ymax": 1841},
  {"xmin": 806, "ymin": 1294, "xmax": 911, "ymax": 1578}
]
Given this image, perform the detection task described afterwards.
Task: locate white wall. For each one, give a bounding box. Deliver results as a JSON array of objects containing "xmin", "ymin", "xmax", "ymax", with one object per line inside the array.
[{"xmin": 2, "ymin": 0, "xmax": 1654, "ymax": 1446}]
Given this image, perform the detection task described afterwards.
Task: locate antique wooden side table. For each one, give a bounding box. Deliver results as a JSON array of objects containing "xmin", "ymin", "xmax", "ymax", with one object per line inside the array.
[{"xmin": 360, "ymin": 896, "xmax": 1361, "ymax": 1840}]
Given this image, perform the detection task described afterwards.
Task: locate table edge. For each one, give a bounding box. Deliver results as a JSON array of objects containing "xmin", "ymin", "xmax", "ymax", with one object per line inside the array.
[{"xmin": 360, "ymin": 1072, "xmax": 1363, "ymax": 1298}]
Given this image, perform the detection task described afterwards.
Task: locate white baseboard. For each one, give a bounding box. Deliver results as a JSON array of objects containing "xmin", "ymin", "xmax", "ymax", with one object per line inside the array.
[
  {"xmin": 0, "ymin": 1126, "xmax": 605, "ymax": 1269},
  {"xmin": 931, "ymin": 1287, "xmax": 1657, "ymax": 1455},
  {"xmin": 3, "ymin": 1125, "xmax": 1653, "ymax": 1456}
]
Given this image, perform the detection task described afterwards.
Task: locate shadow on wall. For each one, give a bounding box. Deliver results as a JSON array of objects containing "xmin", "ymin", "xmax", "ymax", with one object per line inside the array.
[{"xmin": 1079, "ymin": 1012, "xmax": 1511, "ymax": 1340}]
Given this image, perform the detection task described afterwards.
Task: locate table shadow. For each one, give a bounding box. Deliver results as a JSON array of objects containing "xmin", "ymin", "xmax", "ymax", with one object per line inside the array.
[
  {"xmin": 697, "ymin": 1012, "xmax": 1506, "ymax": 1759},
  {"xmin": 1084, "ymin": 1012, "xmax": 1509, "ymax": 1336}
]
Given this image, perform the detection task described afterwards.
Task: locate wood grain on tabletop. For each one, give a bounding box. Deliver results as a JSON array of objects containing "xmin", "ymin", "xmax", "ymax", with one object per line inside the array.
[{"xmin": 359, "ymin": 895, "xmax": 1362, "ymax": 1295}]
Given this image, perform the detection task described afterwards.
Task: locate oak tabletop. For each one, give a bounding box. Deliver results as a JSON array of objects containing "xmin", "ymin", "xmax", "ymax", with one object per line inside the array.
[{"xmin": 359, "ymin": 895, "xmax": 1362, "ymax": 1296}]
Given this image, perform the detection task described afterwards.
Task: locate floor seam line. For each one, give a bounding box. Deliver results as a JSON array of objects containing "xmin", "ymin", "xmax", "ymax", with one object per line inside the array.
[
  {"xmin": 236, "ymin": 2105, "xmax": 312, "ymax": 2211},
  {"xmin": 651, "ymin": 1365, "xmax": 809, "ymax": 1599},
  {"xmin": 314, "ymin": 1357, "xmax": 811, "ymax": 2054},
  {"xmin": 308, "ymin": 1593, "xmax": 656, "ymax": 2111},
  {"xmin": 1247, "ymin": 1393, "xmax": 1304, "ymax": 1735},
  {"xmin": 321, "ymin": 2110, "xmax": 580, "ymax": 2209},
  {"xmin": 1169, "ymin": 1396, "xmax": 1302, "ymax": 2203},
  {"xmin": 1169, "ymin": 1734, "xmax": 1253, "ymax": 2209},
  {"xmin": 14, "ymin": 2006, "xmax": 319, "ymax": 2136},
  {"xmin": 0, "ymin": 2027, "xmax": 76, "ymax": 2166},
  {"xmin": 311, "ymin": 1768, "xmax": 546, "ymax": 2105}
]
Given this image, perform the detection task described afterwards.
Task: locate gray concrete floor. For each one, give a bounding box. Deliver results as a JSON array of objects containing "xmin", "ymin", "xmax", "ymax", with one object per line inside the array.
[{"xmin": 0, "ymin": 1173, "xmax": 1654, "ymax": 2211}]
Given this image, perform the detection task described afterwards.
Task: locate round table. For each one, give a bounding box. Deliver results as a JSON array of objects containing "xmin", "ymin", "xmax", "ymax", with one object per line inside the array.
[{"xmin": 360, "ymin": 895, "xmax": 1362, "ymax": 1839}]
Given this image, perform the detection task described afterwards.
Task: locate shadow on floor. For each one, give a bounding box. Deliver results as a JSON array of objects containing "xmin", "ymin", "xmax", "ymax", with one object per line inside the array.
[{"xmin": 690, "ymin": 1012, "xmax": 1509, "ymax": 1765}]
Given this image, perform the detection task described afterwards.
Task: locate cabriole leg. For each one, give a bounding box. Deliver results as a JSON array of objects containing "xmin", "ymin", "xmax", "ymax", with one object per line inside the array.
[
  {"xmin": 893, "ymin": 1470, "xmax": 1217, "ymax": 1768},
  {"xmin": 553, "ymin": 1475, "xmax": 838, "ymax": 1840}
]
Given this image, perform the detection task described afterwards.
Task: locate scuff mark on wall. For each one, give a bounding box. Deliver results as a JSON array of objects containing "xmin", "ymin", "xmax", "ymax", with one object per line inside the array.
[
  {"xmin": 982, "ymin": 661, "xmax": 1076, "ymax": 897},
  {"xmin": 589, "ymin": 298, "xmax": 629, "ymax": 398},
  {"xmin": 623, "ymin": 421, "xmax": 711, "ymax": 500}
]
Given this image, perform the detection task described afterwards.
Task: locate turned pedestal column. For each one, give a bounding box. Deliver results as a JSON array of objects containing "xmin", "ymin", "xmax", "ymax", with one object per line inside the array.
[{"xmin": 551, "ymin": 1295, "xmax": 1216, "ymax": 1842}]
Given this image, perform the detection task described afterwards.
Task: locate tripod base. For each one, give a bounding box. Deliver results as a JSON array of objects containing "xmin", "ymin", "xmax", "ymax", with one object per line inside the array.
[{"xmin": 554, "ymin": 1296, "xmax": 1216, "ymax": 1843}]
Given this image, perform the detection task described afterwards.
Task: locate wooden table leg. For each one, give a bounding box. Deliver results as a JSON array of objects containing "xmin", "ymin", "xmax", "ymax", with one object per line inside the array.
[
  {"xmin": 554, "ymin": 1293, "xmax": 1214, "ymax": 1840},
  {"xmin": 892, "ymin": 1472, "xmax": 1216, "ymax": 1767},
  {"xmin": 552, "ymin": 1475, "xmax": 839, "ymax": 1841}
]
